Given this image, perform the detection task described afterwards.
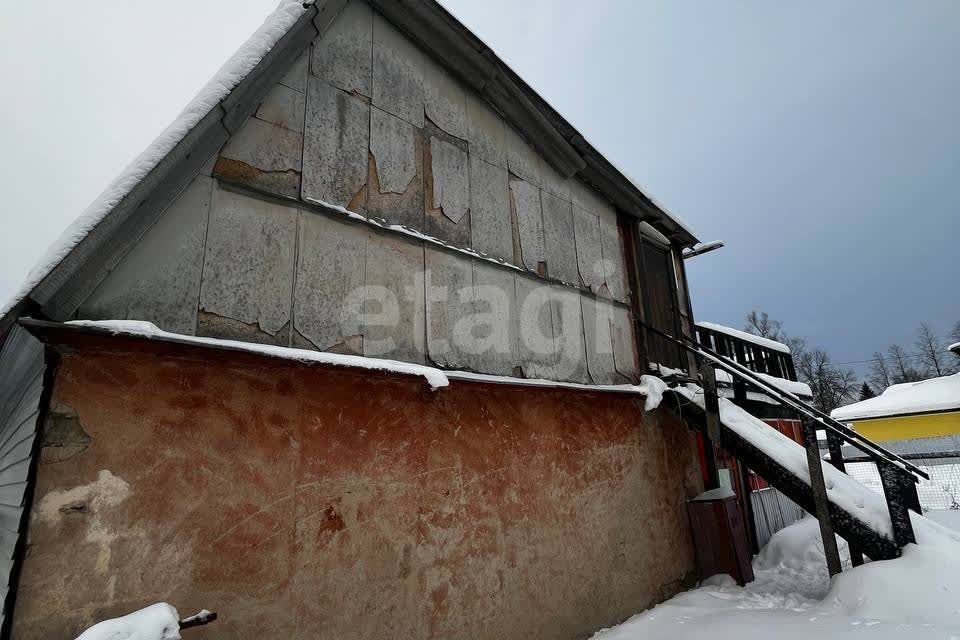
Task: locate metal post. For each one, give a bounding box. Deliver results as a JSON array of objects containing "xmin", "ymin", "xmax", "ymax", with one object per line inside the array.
[
  {"xmin": 801, "ymin": 418, "xmax": 843, "ymax": 576},
  {"xmin": 878, "ymin": 462, "xmax": 917, "ymax": 547},
  {"xmin": 825, "ymin": 431, "xmax": 863, "ymax": 566}
]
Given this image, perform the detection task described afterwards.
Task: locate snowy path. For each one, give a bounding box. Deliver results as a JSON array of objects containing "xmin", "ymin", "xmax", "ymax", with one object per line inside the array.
[{"xmin": 593, "ymin": 515, "xmax": 960, "ymax": 639}]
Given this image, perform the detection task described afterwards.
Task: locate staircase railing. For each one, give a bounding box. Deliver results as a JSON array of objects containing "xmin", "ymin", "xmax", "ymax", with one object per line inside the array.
[{"xmin": 638, "ymin": 320, "xmax": 926, "ymax": 574}]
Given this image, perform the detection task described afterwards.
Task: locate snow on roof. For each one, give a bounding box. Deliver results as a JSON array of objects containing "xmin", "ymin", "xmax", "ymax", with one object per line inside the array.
[
  {"xmin": 56, "ymin": 320, "xmax": 670, "ymax": 406},
  {"xmin": 696, "ymin": 321, "xmax": 791, "ymax": 354},
  {"xmin": 714, "ymin": 368, "xmax": 812, "ymax": 398},
  {"xmin": 831, "ymin": 373, "xmax": 960, "ymax": 422},
  {"xmin": 0, "ymin": 1, "xmax": 309, "ymax": 321},
  {"xmin": 950, "ymin": 341, "xmax": 960, "ymax": 354}
]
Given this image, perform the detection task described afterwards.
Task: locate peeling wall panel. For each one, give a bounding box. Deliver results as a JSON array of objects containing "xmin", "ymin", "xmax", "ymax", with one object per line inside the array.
[
  {"xmin": 369, "ymin": 108, "xmax": 424, "ymax": 229},
  {"xmin": 425, "ymin": 247, "xmax": 473, "ymax": 369},
  {"xmin": 509, "ymin": 178, "xmax": 544, "ymax": 273},
  {"xmin": 363, "ymin": 233, "xmax": 426, "ymax": 363},
  {"xmin": 302, "ymin": 77, "xmax": 369, "ymax": 210},
  {"xmin": 599, "ymin": 208, "xmax": 628, "ymax": 302},
  {"xmin": 541, "ymin": 191, "xmax": 578, "ymax": 285},
  {"xmin": 540, "ymin": 160, "xmax": 571, "ymax": 202},
  {"xmin": 423, "ymin": 57, "xmax": 468, "ymax": 140},
  {"xmin": 611, "ymin": 305, "xmax": 640, "ymax": 382},
  {"xmin": 466, "ymin": 93, "xmax": 507, "ymax": 169},
  {"xmin": 255, "ymin": 83, "xmax": 306, "ymax": 133},
  {"xmin": 573, "ymin": 206, "xmax": 604, "ymax": 293},
  {"xmin": 293, "ymin": 212, "xmax": 366, "ymax": 353},
  {"xmin": 80, "ymin": 175, "xmax": 213, "ymax": 335},
  {"xmin": 198, "ymin": 186, "xmax": 297, "ymax": 345},
  {"xmin": 582, "ymin": 296, "xmax": 620, "ymax": 385},
  {"xmin": 372, "ymin": 13, "xmax": 425, "ymax": 127},
  {"xmin": 515, "ymin": 275, "xmax": 555, "ymax": 380},
  {"xmin": 429, "ymin": 137, "xmax": 469, "ymax": 224},
  {"xmin": 505, "ymin": 126, "xmax": 541, "ymax": 186},
  {"xmin": 549, "ymin": 286, "xmax": 590, "ymax": 384},
  {"xmin": 216, "ymin": 116, "xmax": 302, "ymax": 199},
  {"xmin": 311, "ymin": 0, "xmax": 372, "ymax": 96},
  {"xmin": 469, "ymin": 155, "xmax": 513, "ymax": 262},
  {"xmin": 470, "ymin": 261, "xmax": 520, "ymax": 376}
]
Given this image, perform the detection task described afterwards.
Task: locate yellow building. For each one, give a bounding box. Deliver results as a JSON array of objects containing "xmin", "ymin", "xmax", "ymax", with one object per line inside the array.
[{"xmin": 831, "ymin": 373, "xmax": 960, "ymax": 442}]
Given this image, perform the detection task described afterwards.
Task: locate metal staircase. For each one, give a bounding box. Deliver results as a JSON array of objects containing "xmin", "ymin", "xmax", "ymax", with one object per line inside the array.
[{"xmin": 640, "ymin": 321, "xmax": 928, "ymax": 573}]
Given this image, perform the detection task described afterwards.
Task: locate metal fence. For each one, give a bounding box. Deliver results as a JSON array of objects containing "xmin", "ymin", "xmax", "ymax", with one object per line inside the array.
[
  {"xmin": 845, "ymin": 454, "xmax": 960, "ymax": 511},
  {"xmin": 750, "ymin": 486, "xmax": 807, "ymax": 549}
]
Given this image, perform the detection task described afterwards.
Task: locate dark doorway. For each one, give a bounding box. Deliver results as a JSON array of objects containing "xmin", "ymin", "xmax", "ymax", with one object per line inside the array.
[{"xmin": 640, "ymin": 241, "xmax": 684, "ymax": 370}]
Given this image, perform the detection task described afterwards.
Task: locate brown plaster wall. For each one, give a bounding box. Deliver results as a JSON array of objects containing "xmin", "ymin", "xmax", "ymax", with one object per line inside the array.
[{"xmin": 13, "ymin": 339, "xmax": 702, "ymax": 639}]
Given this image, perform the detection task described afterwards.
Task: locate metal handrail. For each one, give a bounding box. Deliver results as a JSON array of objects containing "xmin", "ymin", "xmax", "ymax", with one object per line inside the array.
[{"xmin": 639, "ymin": 320, "xmax": 929, "ymax": 481}]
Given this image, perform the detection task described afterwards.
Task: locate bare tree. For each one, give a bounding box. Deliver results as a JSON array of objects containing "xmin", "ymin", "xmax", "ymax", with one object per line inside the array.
[
  {"xmin": 916, "ymin": 322, "xmax": 952, "ymax": 377},
  {"xmin": 887, "ymin": 344, "xmax": 924, "ymax": 383},
  {"xmin": 745, "ymin": 311, "xmax": 783, "ymax": 341},
  {"xmin": 794, "ymin": 347, "xmax": 859, "ymax": 413},
  {"xmin": 868, "ymin": 352, "xmax": 892, "ymax": 392}
]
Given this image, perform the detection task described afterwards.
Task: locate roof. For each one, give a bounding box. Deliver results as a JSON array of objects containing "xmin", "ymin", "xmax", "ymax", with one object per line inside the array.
[
  {"xmin": 695, "ymin": 321, "xmax": 791, "ymax": 354},
  {"xmin": 950, "ymin": 342, "xmax": 960, "ymax": 355},
  {"xmin": 0, "ymin": 0, "xmax": 698, "ymax": 334},
  {"xmin": 831, "ymin": 372, "xmax": 960, "ymax": 421}
]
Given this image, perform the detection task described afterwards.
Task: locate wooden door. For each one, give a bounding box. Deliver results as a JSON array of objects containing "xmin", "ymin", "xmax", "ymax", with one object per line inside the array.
[{"xmin": 640, "ymin": 241, "xmax": 683, "ymax": 370}]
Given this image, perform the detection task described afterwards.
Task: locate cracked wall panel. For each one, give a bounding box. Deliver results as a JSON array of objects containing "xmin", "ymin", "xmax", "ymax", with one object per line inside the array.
[
  {"xmin": 425, "ymin": 247, "xmax": 473, "ymax": 369},
  {"xmin": 372, "ymin": 12, "xmax": 425, "ymax": 127},
  {"xmin": 215, "ymin": 116, "xmax": 302, "ymax": 199},
  {"xmin": 465, "ymin": 92, "xmax": 507, "ymax": 169},
  {"xmin": 505, "ymin": 126, "xmax": 541, "ymax": 186},
  {"xmin": 368, "ymin": 107, "xmax": 424, "ymax": 229},
  {"xmin": 279, "ymin": 51, "xmax": 308, "ymax": 93},
  {"xmin": 509, "ymin": 178, "xmax": 545, "ymax": 273},
  {"xmin": 549, "ymin": 286, "xmax": 590, "ymax": 384},
  {"xmin": 515, "ymin": 275, "xmax": 555, "ymax": 380},
  {"xmin": 302, "ymin": 77, "xmax": 370, "ymax": 210},
  {"xmin": 198, "ymin": 186, "xmax": 297, "ymax": 345},
  {"xmin": 79, "ymin": 175, "xmax": 213, "ymax": 335},
  {"xmin": 429, "ymin": 137, "xmax": 469, "ymax": 224},
  {"xmin": 293, "ymin": 212, "xmax": 366, "ymax": 354},
  {"xmin": 581, "ymin": 295, "xmax": 620, "ymax": 385},
  {"xmin": 423, "ymin": 56, "xmax": 467, "ymax": 140},
  {"xmin": 363, "ymin": 233, "xmax": 426, "ymax": 364},
  {"xmin": 541, "ymin": 191, "xmax": 578, "ymax": 285},
  {"xmin": 599, "ymin": 208, "xmax": 628, "ymax": 302},
  {"xmin": 470, "ymin": 261, "xmax": 520, "ymax": 376},
  {"xmin": 469, "ymin": 155, "xmax": 513, "ymax": 262},
  {"xmin": 311, "ymin": 0, "xmax": 372, "ymax": 96},
  {"xmin": 611, "ymin": 305, "xmax": 640, "ymax": 382},
  {"xmin": 573, "ymin": 205, "xmax": 604, "ymax": 293},
  {"xmin": 255, "ymin": 83, "xmax": 306, "ymax": 133},
  {"xmin": 570, "ymin": 179, "xmax": 608, "ymax": 216},
  {"xmin": 540, "ymin": 159, "xmax": 571, "ymax": 202}
]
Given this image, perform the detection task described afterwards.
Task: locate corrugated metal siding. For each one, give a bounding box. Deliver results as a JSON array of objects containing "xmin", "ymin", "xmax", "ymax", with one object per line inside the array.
[
  {"xmin": 0, "ymin": 326, "xmax": 44, "ymax": 631},
  {"xmin": 750, "ymin": 487, "xmax": 806, "ymax": 549}
]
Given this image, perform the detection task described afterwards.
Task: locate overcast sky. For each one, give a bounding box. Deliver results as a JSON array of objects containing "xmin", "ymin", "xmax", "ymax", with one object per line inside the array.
[{"xmin": 1, "ymin": 1, "xmax": 957, "ymax": 378}]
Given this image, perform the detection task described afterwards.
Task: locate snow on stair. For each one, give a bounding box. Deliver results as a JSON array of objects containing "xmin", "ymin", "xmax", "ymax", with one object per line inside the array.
[{"xmin": 674, "ymin": 384, "xmax": 895, "ymax": 539}]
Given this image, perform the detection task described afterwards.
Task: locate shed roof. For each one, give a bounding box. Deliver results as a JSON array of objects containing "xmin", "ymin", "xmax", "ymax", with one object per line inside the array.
[
  {"xmin": 0, "ymin": 0, "xmax": 697, "ymax": 335},
  {"xmin": 695, "ymin": 321, "xmax": 791, "ymax": 354},
  {"xmin": 831, "ymin": 373, "xmax": 960, "ymax": 422}
]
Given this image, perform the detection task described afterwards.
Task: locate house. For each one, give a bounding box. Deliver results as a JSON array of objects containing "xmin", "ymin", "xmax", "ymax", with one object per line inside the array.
[
  {"xmin": 831, "ymin": 372, "xmax": 960, "ymax": 444},
  {"xmin": 0, "ymin": 2, "xmax": 710, "ymax": 637}
]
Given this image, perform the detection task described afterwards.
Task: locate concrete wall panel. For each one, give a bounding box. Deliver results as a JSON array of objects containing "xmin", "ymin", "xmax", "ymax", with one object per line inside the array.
[
  {"xmin": 466, "ymin": 93, "xmax": 507, "ymax": 168},
  {"xmin": 198, "ymin": 186, "xmax": 297, "ymax": 344},
  {"xmin": 425, "ymin": 247, "xmax": 474, "ymax": 369},
  {"xmin": 509, "ymin": 178, "xmax": 545, "ymax": 273},
  {"xmin": 469, "ymin": 155, "xmax": 512, "ymax": 262},
  {"xmin": 611, "ymin": 305, "xmax": 640, "ymax": 381},
  {"xmin": 423, "ymin": 57, "xmax": 468, "ymax": 140},
  {"xmin": 302, "ymin": 77, "xmax": 369, "ymax": 210},
  {"xmin": 429, "ymin": 137, "xmax": 469, "ymax": 224},
  {"xmin": 582, "ymin": 296, "xmax": 619, "ymax": 385},
  {"xmin": 255, "ymin": 83, "xmax": 306, "ymax": 133},
  {"xmin": 573, "ymin": 206, "xmax": 604, "ymax": 293},
  {"xmin": 293, "ymin": 212, "xmax": 366, "ymax": 353},
  {"xmin": 516, "ymin": 275, "xmax": 555, "ymax": 379},
  {"xmin": 540, "ymin": 160, "xmax": 571, "ymax": 202},
  {"xmin": 216, "ymin": 116, "xmax": 302, "ymax": 199},
  {"xmin": 599, "ymin": 208, "xmax": 628, "ymax": 302},
  {"xmin": 311, "ymin": 0, "xmax": 372, "ymax": 96},
  {"xmin": 549, "ymin": 286, "xmax": 589, "ymax": 384},
  {"xmin": 279, "ymin": 51, "xmax": 308, "ymax": 93},
  {"xmin": 372, "ymin": 13, "xmax": 425, "ymax": 127},
  {"xmin": 80, "ymin": 176, "xmax": 213, "ymax": 335},
  {"xmin": 541, "ymin": 191, "xmax": 578, "ymax": 285},
  {"xmin": 506, "ymin": 126, "xmax": 541, "ymax": 186},
  {"xmin": 369, "ymin": 108, "xmax": 424, "ymax": 229},
  {"xmin": 363, "ymin": 233, "xmax": 426, "ymax": 363},
  {"xmin": 470, "ymin": 261, "xmax": 520, "ymax": 375}
]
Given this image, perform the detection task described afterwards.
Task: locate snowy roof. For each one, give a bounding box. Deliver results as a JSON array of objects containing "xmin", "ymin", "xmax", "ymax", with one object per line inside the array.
[
  {"xmin": 831, "ymin": 373, "xmax": 960, "ymax": 422},
  {"xmin": 0, "ymin": 0, "xmax": 698, "ymax": 332},
  {"xmin": 696, "ymin": 321, "xmax": 791, "ymax": 354},
  {"xmin": 950, "ymin": 342, "xmax": 960, "ymax": 355}
]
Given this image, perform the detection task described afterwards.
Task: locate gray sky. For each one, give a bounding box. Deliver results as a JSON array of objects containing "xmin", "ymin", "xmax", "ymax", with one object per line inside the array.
[{"xmin": 2, "ymin": 1, "xmax": 957, "ymax": 378}]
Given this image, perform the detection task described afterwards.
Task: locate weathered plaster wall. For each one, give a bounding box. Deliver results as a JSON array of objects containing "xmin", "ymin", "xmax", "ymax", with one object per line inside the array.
[
  {"xmin": 78, "ymin": 0, "xmax": 643, "ymax": 386},
  {"xmin": 13, "ymin": 342, "xmax": 702, "ymax": 639}
]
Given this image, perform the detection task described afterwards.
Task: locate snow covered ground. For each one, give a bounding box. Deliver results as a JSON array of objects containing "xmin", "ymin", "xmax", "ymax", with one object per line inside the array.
[{"xmin": 593, "ymin": 514, "xmax": 960, "ymax": 639}]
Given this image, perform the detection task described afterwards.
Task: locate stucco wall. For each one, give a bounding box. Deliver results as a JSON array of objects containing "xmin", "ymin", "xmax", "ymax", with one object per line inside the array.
[{"xmin": 13, "ymin": 339, "xmax": 702, "ymax": 639}]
